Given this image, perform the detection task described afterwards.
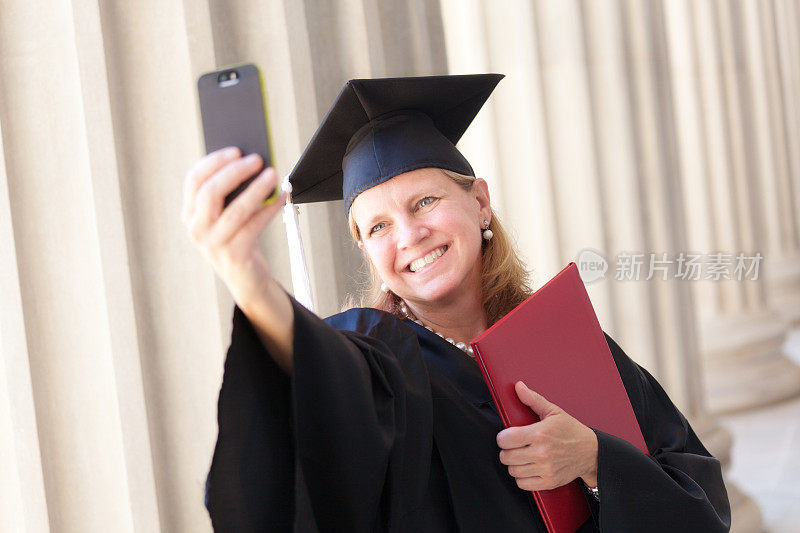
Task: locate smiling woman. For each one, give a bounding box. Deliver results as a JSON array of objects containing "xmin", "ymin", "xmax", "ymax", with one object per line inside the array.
[
  {"xmin": 184, "ymin": 74, "xmax": 731, "ymax": 532},
  {"xmin": 345, "ymin": 168, "xmax": 532, "ymax": 333}
]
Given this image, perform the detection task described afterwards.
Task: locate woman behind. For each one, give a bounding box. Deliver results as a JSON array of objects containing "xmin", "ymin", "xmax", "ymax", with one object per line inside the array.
[{"xmin": 182, "ymin": 74, "xmax": 731, "ymax": 532}]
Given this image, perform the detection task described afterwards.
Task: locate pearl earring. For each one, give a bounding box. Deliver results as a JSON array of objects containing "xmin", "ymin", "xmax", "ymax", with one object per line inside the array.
[
  {"xmin": 380, "ymin": 282, "xmax": 389, "ymax": 293},
  {"xmin": 482, "ymin": 220, "xmax": 493, "ymax": 241}
]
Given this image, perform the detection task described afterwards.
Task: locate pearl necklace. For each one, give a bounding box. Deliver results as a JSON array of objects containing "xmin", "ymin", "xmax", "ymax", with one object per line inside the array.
[{"xmin": 399, "ymin": 302, "xmax": 475, "ymax": 357}]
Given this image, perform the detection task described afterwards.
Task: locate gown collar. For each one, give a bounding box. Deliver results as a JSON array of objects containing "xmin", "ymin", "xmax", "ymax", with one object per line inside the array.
[{"xmin": 403, "ymin": 319, "xmax": 493, "ymax": 405}]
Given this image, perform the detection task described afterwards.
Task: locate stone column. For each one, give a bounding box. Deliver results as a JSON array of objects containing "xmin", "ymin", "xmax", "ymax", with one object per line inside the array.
[
  {"xmin": 529, "ymin": 0, "xmax": 618, "ymax": 327},
  {"xmin": 0, "ymin": 0, "xmax": 166, "ymax": 529},
  {"xmin": 661, "ymin": 0, "xmax": 765, "ymax": 529},
  {"xmin": 0, "ymin": 99, "xmax": 49, "ymax": 533},
  {"xmin": 739, "ymin": 0, "xmax": 800, "ymax": 327},
  {"xmin": 688, "ymin": 0, "xmax": 800, "ymax": 415},
  {"xmin": 765, "ymin": 0, "xmax": 800, "ymax": 326},
  {"xmin": 773, "ymin": 0, "xmax": 800, "ymax": 241}
]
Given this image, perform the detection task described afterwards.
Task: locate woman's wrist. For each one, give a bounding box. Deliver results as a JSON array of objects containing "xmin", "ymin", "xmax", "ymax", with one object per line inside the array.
[
  {"xmin": 580, "ymin": 471, "xmax": 598, "ymax": 489},
  {"xmin": 239, "ymin": 277, "xmax": 295, "ymax": 374},
  {"xmin": 579, "ymin": 426, "xmax": 599, "ymax": 487},
  {"xmin": 579, "ymin": 427, "xmax": 600, "ymax": 501}
]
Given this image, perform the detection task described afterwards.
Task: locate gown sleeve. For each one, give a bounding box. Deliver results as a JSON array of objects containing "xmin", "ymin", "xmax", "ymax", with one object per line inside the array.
[
  {"xmin": 586, "ymin": 333, "xmax": 732, "ymax": 532},
  {"xmin": 204, "ymin": 289, "xmax": 433, "ymax": 532}
]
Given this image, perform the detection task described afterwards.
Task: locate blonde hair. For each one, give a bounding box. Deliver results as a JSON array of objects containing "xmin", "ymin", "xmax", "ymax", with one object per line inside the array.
[{"xmin": 343, "ymin": 169, "xmax": 534, "ymax": 327}]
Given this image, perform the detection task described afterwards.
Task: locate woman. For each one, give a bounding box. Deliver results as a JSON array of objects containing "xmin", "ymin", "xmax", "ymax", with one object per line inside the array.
[{"xmin": 183, "ymin": 74, "xmax": 731, "ymax": 531}]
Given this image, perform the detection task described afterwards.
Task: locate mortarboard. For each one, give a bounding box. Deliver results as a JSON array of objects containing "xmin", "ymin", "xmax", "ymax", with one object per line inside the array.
[{"xmin": 279, "ymin": 74, "xmax": 505, "ymax": 311}]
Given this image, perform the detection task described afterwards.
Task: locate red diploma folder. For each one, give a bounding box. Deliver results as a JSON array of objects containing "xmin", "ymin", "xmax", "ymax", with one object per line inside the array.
[{"xmin": 470, "ymin": 262, "xmax": 649, "ymax": 533}]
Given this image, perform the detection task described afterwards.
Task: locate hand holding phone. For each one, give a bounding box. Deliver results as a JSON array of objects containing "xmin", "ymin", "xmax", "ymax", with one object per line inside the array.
[
  {"xmin": 184, "ymin": 63, "xmax": 289, "ymax": 314},
  {"xmin": 197, "ymin": 63, "xmax": 278, "ymax": 207}
]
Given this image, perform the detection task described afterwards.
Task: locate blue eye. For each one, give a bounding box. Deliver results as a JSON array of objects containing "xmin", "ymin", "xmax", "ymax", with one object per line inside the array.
[
  {"xmin": 418, "ymin": 196, "xmax": 436, "ymax": 208},
  {"xmin": 370, "ymin": 222, "xmax": 385, "ymax": 234}
]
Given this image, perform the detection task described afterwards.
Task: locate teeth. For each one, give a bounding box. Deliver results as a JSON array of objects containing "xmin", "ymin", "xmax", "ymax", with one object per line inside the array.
[{"xmin": 409, "ymin": 246, "xmax": 447, "ymax": 272}]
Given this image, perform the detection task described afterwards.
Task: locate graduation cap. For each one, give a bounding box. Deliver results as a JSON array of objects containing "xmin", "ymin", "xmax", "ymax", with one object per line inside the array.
[{"xmin": 279, "ymin": 73, "xmax": 505, "ymax": 311}]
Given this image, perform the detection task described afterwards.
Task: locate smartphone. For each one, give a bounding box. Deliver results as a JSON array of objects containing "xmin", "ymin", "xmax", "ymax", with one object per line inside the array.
[{"xmin": 197, "ymin": 63, "xmax": 277, "ymax": 208}]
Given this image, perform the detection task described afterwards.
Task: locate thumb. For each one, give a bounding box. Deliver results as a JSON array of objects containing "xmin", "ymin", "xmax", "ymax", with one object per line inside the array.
[{"xmin": 515, "ymin": 380, "xmax": 558, "ymax": 418}]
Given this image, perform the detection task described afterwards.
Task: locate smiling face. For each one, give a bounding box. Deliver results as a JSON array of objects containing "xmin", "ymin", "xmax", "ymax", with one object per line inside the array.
[{"xmin": 350, "ymin": 167, "xmax": 492, "ymax": 307}]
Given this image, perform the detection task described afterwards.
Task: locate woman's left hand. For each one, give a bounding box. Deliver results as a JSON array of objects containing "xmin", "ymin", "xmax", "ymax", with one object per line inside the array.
[{"xmin": 496, "ymin": 381, "xmax": 598, "ymax": 491}]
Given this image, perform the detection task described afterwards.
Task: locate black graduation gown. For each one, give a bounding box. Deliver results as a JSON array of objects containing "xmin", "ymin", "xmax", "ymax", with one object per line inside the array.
[{"xmin": 204, "ymin": 291, "xmax": 731, "ymax": 532}]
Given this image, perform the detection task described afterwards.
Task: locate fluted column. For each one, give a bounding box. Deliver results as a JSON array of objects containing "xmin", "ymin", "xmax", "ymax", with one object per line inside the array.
[
  {"xmin": 765, "ymin": 0, "xmax": 800, "ymax": 325},
  {"xmin": 0, "ymin": 108, "xmax": 49, "ymax": 533},
  {"xmin": 577, "ymin": 0, "xmax": 662, "ymax": 383},
  {"xmin": 0, "ymin": 0, "xmax": 163, "ymax": 530},
  {"xmin": 687, "ymin": 0, "xmax": 800, "ymax": 415},
  {"xmin": 739, "ymin": 0, "xmax": 800, "ymax": 327},
  {"xmin": 616, "ymin": 0, "xmax": 703, "ymax": 410},
  {"xmin": 530, "ymin": 0, "xmax": 616, "ymax": 327},
  {"xmin": 764, "ymin": 0, "xmax": 800, "ymax": 256},
  {"xmin": 73, "ymin": 0, "xmax": 162, "ymax": 528},
  {"xmin": 662, "ymin": 1, "xmax": 765, "ymax": 529},
  {"xmin": 773, "ymin": 0, "xmax": 800, "ymax": 239},
  {"xmin": 618, "ymin": 5, "xmax": 766, "ymax": 529}
]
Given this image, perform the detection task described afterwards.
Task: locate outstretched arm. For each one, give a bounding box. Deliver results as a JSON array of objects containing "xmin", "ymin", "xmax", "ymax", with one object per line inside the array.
[{"xmin": 205, "ymin": 293, "xmax": 434, "ymax": 531}]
